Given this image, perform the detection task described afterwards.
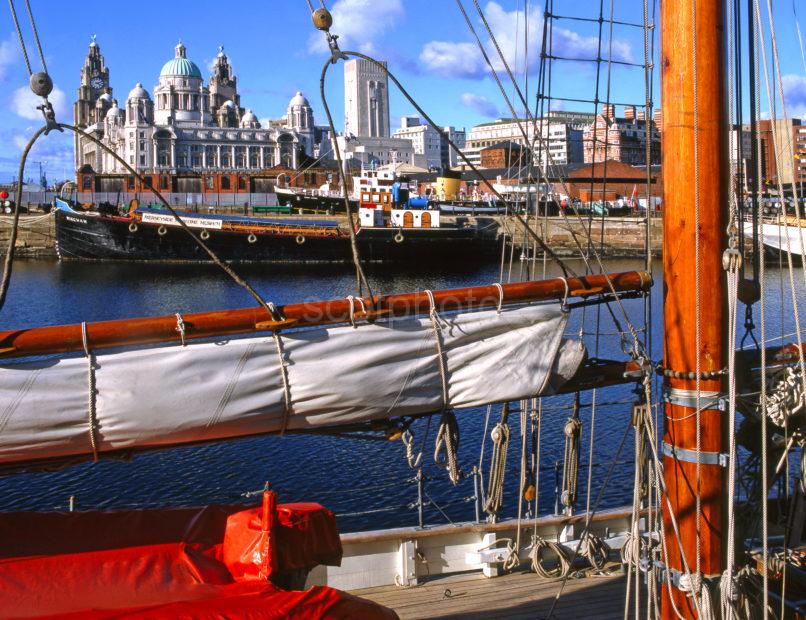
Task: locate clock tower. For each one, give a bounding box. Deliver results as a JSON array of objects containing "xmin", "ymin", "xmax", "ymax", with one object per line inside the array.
[
  {"xmin": 74, "ymin": 36, "xmax": 113, "ymax": 128},
  {"xmin": 74, "ymin": 36, "xmax": 113, "ymax": 174}
]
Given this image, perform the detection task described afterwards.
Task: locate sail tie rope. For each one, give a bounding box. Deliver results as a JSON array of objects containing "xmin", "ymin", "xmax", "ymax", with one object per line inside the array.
[
  {"xmin": 557, "ymin": 276, "xmax": 570, "ymax": 312},
  {"xmin": 175, "ymin": 313, "xmax": 187, "ymax": 346},
  {"xmin": 81, "ymin": 322, "xmax": 100, "ymax": 463},
  {"xmin": 492, "ymin": 282, "xmax": 504, "ymax": 314},
  {"xmin": 477, "ymin": 537, "xmax": 519, "ymax": 572},
  {"xmin": 273, "ymin": 332, "xmax": 292, "ymax": 435},
  {"xmin": 423, "ymin": 289, "xmax": 461, "ymax": 485},
  {"xmin": 484, "ymin": 403, "xmax": 511, "ymax": 519},
  {"xmin": 345, "ymin": 295, "xmax": 367, "ymax": 328}
]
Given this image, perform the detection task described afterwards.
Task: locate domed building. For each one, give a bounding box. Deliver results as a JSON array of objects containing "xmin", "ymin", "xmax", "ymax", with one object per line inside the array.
[{"xmin": 74, "ymin": 39, "xmax": 329, "ymax": 194}]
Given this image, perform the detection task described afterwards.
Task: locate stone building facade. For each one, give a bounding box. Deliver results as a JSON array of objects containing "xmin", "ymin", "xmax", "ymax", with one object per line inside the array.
[{"xmin": 74, "ymin": 40, "xmax": 322, "ymax": 192}]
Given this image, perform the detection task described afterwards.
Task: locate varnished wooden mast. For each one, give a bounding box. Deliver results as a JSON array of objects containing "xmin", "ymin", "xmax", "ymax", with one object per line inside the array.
[
  {"xmin": 661, "ymin": 0, "xmax": 727, "ymax": 616},
  {"xmin": 0, "ymin": 271, "xmax": 650, "ymax": 359}
]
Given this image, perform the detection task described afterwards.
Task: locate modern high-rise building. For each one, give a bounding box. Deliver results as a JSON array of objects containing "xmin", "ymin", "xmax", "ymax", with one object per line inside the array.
[{"xmin": 344, "ymin": 59, "xmax": 390, "ymax": 138}]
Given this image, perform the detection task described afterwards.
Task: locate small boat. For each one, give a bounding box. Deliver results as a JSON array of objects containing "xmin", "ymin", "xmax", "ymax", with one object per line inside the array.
[{"xmin": 746, "ymin": 216, "xmax": 806, "ymax": 258}]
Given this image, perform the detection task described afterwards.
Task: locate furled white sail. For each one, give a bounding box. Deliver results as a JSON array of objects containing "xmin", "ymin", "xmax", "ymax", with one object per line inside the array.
[{"xmin": 0, "ymin": 304, "xmax": 583, "ymax": 465}]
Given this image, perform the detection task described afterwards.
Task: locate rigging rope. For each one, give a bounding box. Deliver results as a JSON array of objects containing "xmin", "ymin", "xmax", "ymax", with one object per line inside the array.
[
  {"xmin": 80, "ymin": 322, "xmax": 100, "ymax": 463},
  {"xmin": 560, "ymin": 397, "xmax": 581, "ymax": 512},
  {"xmin": 484, "ymin": 403, "xmax": 511, "ymax": 519}
]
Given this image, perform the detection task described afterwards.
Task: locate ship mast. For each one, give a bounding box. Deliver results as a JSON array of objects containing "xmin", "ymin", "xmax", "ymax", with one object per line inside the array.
[{"xmin": 660, "ymin": 0, "xmax": 728, "ymax": 617}]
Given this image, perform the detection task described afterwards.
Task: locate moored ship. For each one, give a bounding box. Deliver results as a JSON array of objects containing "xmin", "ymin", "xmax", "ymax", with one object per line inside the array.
[{"xmin": 54, "ymin": 190, "xmax": 498, "ymax": 263}]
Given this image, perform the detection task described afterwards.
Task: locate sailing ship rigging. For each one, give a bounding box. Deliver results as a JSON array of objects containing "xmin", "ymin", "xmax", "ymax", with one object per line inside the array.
[{"xmin": 0, "ymin": 0, "xmax": 804, "ymax": 618}]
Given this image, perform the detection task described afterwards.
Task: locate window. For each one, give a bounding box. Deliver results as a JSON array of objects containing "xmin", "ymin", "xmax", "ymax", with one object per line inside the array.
[
  {"xmin": 238, "ymin": 177, "xmax": 247, "ymax": 191},
  {"xmin": 140, "ymin": 155, "xmax": 146, "ymax": 166},
  {"xmin": 159, "ymin": 175, "xmax": 169, "ymax": 190},
  {"xmin": 205, "ymin": 176, "xmax": 214, "ymax": 189},
  {"xmin": 127, "ymin": 176, "xmax": 135, "ymax": 189},
  {"xmin": 82, "ymin": 175, "xmax": 92, "ymax": 190},
  {"xmin": 221, "ymin": 176, "xmax": 231, "ymax": 190}
]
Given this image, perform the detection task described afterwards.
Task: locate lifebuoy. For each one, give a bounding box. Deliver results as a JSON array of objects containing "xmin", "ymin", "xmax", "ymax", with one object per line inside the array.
[
  {"xmin": 128, "ymin": 222, "xmax": 138, "ymax": 233},
  {"xmin": 394, "ymin": 232, "xmax": 404, "ymax": 244},
  {"xmin": 157, "ymin": 225, "xmax": 167, "ymax": 236},
  {"xmin": 200, "ymin": 229, "xmax": 210, "ymax": 240},
  {"xmin": 295, "ymin": 235, "xmax": 306, "ymax": 245},
  {"xmin": 247, "ymin": 233, "xmax": 257, "ymax": 244}
]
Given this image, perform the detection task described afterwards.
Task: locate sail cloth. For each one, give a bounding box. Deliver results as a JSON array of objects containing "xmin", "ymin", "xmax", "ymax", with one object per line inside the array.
[{"xmin": 0, "ymin": 304, "xmax": 583, "ymax": 466}]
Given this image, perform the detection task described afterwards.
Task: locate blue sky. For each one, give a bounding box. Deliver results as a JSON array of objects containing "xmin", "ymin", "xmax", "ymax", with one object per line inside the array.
[{"xmin": 0, "ymin": 0, "xmax": 804, "ymax": 183}]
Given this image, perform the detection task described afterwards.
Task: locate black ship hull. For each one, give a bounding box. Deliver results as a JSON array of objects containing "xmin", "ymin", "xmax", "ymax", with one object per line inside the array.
[
  {"xmin": 275, "ymin": 189, "xmax": 357, "ymax": 214},
  {"xmin": 55, "ymin": 208, "xmax": 498, "ymax": 264}
]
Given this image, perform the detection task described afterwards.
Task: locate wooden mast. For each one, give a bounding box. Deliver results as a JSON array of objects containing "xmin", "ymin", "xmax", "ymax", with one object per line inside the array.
[{"xmin": 661, "ymin": 0, "xmax": 727, "ymax": 616}]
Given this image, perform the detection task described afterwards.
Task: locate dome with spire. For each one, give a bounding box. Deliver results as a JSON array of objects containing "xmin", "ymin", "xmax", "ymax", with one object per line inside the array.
[
  {"xmin": 241, "ymin": 109, "xmax": 260, "ymax": 128},
  {"xmin": 160, "ymin": 41, "xmax": 202, "ymax": 78},
  {"xmin": 289, "ymin": 91, "xmax": 310, "ymax": 107},
  {"xmin": 127, "ymin": 83, "xmax": 150, "ymax": 100},
  {"xmin": 105, "ymin": 100, "xmax": 124, "ymax": 120}
]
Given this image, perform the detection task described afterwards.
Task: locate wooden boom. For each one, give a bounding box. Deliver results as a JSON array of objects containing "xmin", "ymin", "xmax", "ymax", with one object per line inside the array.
[{"xmin": 0, "ymin": 271, "xmax": 651, "ymax": 359}]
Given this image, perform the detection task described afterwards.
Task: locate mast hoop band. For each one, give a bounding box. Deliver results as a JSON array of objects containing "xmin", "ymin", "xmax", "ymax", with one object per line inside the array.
[
  {"xmin": 661, "ymin": 442, "xmax": 728, "ymax": 468},
  {"xmin": 81, "ymin": 322, "xmax": 100, "ymax": 463},
  {"xmin": 663, "ymin": 388, "xmax": 724, "ymax": 411}
]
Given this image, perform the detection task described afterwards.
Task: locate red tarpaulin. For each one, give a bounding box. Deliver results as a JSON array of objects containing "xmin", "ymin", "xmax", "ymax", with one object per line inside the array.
[{"xmin": 0, "ymin": 493, "xmax": 397, "ymax": 619}]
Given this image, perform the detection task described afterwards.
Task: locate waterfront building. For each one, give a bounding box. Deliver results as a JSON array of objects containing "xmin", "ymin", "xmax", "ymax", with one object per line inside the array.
[
  {"xmin": 335, "ymin": 135, "xmax": 425, "ymax": 169},
  {"xmin": 582, "ymin": 106, "xmax": 660, "ymax": 165},
  {"xmin": 464, "ymin": 112, "xmax": 589, "ymax": 168},
  {"xmin": 74, "ymin": 40, "xmax": 324, "ymax": 193},
  {"xmin": 755, "ymin": 118, "xmax": 806, "ymax": 188},
  {"xmin": 344, "ymin": 58, "xmax": 390, "ymax": 138},
  {"xmin": 392, "ymin": 117, "xmax": 466, "ymax": 169}
]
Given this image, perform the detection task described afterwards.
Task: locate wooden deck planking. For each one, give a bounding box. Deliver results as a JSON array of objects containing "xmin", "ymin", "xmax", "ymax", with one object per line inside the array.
[{"xmin": 352, "ymin": 570, "xmax": 648, "ymax": 619}]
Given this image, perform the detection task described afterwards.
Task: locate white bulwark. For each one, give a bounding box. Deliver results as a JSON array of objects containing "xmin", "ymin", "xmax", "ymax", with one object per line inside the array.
[{"xmin": 74, "ymin": 40, "xmax": 323, "ymax": 176}]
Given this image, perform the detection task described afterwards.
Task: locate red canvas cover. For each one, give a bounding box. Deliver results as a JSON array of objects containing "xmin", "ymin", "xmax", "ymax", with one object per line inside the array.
[{"xmin": 0, "ymin": 494, "xmax": 396, "ymax": 619}]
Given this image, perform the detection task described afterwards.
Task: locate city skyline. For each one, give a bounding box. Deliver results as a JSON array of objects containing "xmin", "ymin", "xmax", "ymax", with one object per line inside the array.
[{"xmin": 0, "ymin": 0, "xmax": 804, "ymax": 182}]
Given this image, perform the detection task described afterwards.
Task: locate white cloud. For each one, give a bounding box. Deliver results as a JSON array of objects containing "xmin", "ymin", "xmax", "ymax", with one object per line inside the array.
[
  {"xmin": 420, "ymin": 2, "xmax": 632, "ymax": 79},
  {"xmin": 307, "ymin": 0, "xmax": 404, "ymax": 56},
  {"xmin": 783, "ymin": 74, "xmax": 806, "ymax": 119},
  {"xmin": 460, "ymin": 92, "xmax": 500, "ymax": 117},
  {"xmin": 0, "ymin": 35, "xmax": 17, "ymax": 82},
  {"xmin": 11, "ymin": 85, "xmax": 67, "ymax": 121}
]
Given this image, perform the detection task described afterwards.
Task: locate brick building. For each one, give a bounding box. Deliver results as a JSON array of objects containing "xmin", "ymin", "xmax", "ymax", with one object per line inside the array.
[
  {"xmin": 480, "ymin": 141, "xmax": 530, "ymax": 169},
  {"xmin": 583, "ymin": 105, "xmax": 660, "ymax": 165}
]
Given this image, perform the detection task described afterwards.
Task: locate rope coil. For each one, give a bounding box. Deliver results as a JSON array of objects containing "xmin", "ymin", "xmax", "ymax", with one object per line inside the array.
[{"xmin": 529, "ymin": 536, "xmax": 572, "ymax": 579}]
